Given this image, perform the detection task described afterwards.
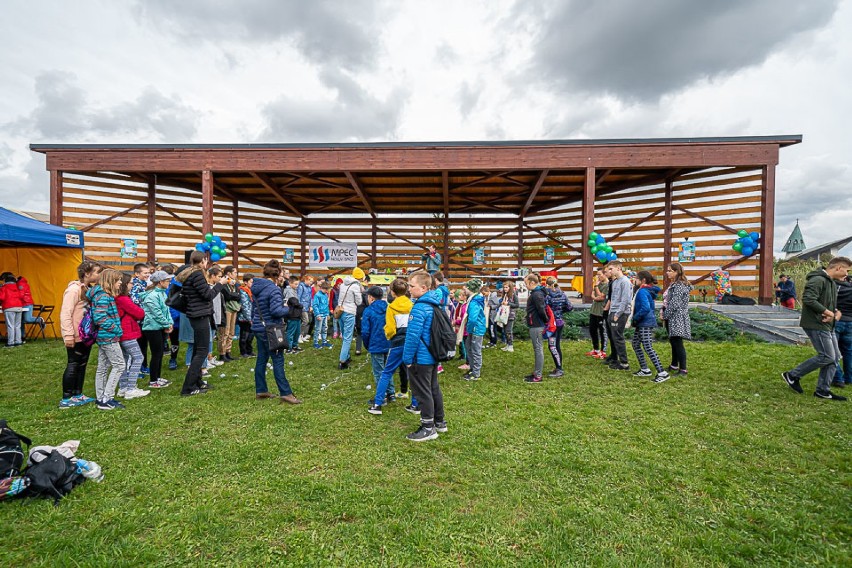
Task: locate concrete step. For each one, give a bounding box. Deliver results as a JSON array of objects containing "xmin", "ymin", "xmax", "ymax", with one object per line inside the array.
[{"xmin": 704, "ymin": 305, "xmax": 808, "ymax": 345}]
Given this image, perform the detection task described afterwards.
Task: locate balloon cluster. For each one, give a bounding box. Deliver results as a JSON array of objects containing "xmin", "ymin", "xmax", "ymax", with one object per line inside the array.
[
  {"xmin": 731, "ymin": 229, "xmax": 760, "ymax": 256},
  {"xmin": 587, "ymin": 232, "xmax": 618, "ymax": 264},
  {"xmin": 195, "ymin": 233, "xmax": 229, "ymax": 262}
]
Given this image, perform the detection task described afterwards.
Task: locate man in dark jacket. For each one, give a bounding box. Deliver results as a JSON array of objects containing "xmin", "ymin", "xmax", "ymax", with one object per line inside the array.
[
  {"xmin": 524, "ymin": 273, "xmax": 548, "ymax": 382},
  {"xmin": 775, "ymin": 275, "xmax": 797, "ymax": 309},
  {"xmin": 176, "ymin": 253, "xmax": 224, "ymax": 396},
  {"xmin": 834, "ymin": 275, "xmax": 852, "ymax": 387},
  {"xmin": 782, "ymin": 257, "xmax": 851, "ymax": 401}
]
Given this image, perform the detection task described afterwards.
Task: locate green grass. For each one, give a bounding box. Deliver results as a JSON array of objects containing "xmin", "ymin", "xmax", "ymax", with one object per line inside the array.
[{"xmin": 1, "ymin": 338, "xmax": 850, "ymax": 567}]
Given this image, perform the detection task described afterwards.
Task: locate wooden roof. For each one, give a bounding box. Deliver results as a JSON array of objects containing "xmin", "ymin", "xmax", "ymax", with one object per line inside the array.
[{"xmin": 31, "ymin": 136, "xmax": 801, "ymax": 218}]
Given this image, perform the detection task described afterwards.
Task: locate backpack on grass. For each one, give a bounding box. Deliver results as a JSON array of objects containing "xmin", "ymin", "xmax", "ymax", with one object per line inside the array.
[
  {"xmin": 24, "ymin": 449, "xmax": 84, "ymax": 505},
  {"xmin": 0, "ymin": 419, "xmax": 32, "ymax": 479}
]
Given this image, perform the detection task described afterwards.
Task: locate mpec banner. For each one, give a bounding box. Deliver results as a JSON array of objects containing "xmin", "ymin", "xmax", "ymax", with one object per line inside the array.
[{"xmin": 309, "ymin": 242, "xmax": 358, "ymax": 267}]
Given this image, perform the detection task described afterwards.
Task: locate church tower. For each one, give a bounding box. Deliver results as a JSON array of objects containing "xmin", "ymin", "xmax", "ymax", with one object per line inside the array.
[{"xmin": 782, "ymin": 220, "xmax": 806, "ymax": 259}]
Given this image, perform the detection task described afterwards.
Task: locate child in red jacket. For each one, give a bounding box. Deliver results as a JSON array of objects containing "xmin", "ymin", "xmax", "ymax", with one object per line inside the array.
[
  {"xmin": 115, "ymin": 274, "xmax": 152, "ymax": 399},
  {"xmin": 0, "ymin": 273, "xmax": 25, "ymax": 346}
]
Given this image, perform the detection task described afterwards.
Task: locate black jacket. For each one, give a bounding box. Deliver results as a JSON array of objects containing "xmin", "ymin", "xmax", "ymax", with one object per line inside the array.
[
  {"xmin": 526, "ymin": 285, "xmax": 549, "ymax": 328},
  {"xmin": 837, "ymin": 278, "xmax": 852, "ymax": 322},
  {"xmin": 177, "ymin": 267, "xmax": 223, "ymax": 319}
]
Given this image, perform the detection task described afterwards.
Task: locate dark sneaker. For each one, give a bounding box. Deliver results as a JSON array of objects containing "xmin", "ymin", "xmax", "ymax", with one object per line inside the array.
[
  {"xmin": 367, "ymin": 404, "xmax": 382, "ymax": 415},
  {"xmin": 669, "ymin": 365, "xmax": 679, "ymax": 372},
  {"xmin": 548, "ymin": 369, "xmax": 564, "ymax": 378},
  {"xmin": 406, "ymin": 425, "xmax": 438, "ymax": 442},
  {"xmin": 96, "ymin": 399, "xmax": 114, "ymax": 410},
  {"xmin": 814, "ymin": 390, "xmax": 847, "ymax": 401},
  {"xmin": 830, "ymin": 380, "xmax": 845, "ymax": 388},
  {"xmin": 405, "ymin": 404, "xmax": 421, "ymax": 415},
  {"xmin": 464, "ymin": 374, "xmax": 480, "ymax": 381},
  {"xmin": 523, "ymin": 374, "xmax": 536, "ymax": 381},
  {"xmin": 633, "ymin": 369, "xmax": 653, "ymax": 377},
  {"xmin": 168, "ymin": 359, "xmax": 178, "ymax": 371},
  {"xmin": 782, "ymin": 372, "xmax": 803, "ymax": 394},
  {"xmin": 181, "ymin": 389, "xmax": 204, "ymax": 397},
  {"xmin": 338, "ymin": 360, "xmax": 349, "ymax": 370},
  {"xmin": 678, "ymin": 370, "xmax": 688, "ymax": 377},
  {"xmin": 653, "ymin": 371, "xmax": 671, "ymax": 383},
  {"xmin": 435, "ymin": 421, "xmax": 448, "ymax": 433},
  {"xmin": 108, "ymin": 399, "xmax": 126, "ymax": 410},
  {"xmin": 524, "ymin": 375, "xmax": 543, "ymax": 383}
]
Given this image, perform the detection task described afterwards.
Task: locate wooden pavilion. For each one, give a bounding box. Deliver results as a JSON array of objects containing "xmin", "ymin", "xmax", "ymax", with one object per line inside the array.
[{"xmin": 31, "ymin": 135, "xmax": 801, "ymax": 304}]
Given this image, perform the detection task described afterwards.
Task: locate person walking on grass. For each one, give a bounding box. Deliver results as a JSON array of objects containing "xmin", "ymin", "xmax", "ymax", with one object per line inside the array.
[
  {"xmin": 782, "ymin": 256, "xmax": 851, "ymax": 401},
  {"xmin": 500, "ymin": 281, "xmax": 520, "ymax": 353},
  {"xmin": 337, "ymin": 268, "xmax": 364, "ymax": 370},
  {"xmin": 369, "ymin": 278, "xmax": 414, "ymax": 415},
  {"xmin": 833, "ymin": 275, "xmax": 852, "ymax": 388},
  {"xmin": 586, "ymin": 269, "xmax": 609, "ymax": 359},
  {"xmin": 58, "ymin": 261, "xmax": 101, "ymax": 408},
  {"xmin": 606, "ymin": 261, "xmax": 633, "ymax": 372},
  {"xmin": 545, "ymin": 277, "xmax": 570, "ymax": 378},
  {"xmin": 115, "ymin": 274, "xmax": 150, "ymax": 400},
  {"xmin": 176, "ymin": 251, "xmax": 224, "ymax": 397},
  {"xmin": 463, "ymin": 279, "xmax": 487, "ymax": 381},
  {"xmin": 251, "ymin": 260, "xmax": 301, "ymax": 405},
  {"xmin": 88, "ymin": 269, "xmax": 127, "ymax": 410},
  {"xmin": 662, "ymin": 263, "xmax": 692, "ymax": 377},
  {"xmin": 363, "ymin": 286, "xmax": 393, "ymax": 413},
  {"xmin": 140, "ymin": 271, "xmax": 175, "ymax": 391},
  {"xmin": 630, "ymin": 271, "xmax": 669, "ymax": 383},
  {"xmin": 524, "ymin": 273, "xmax": 548, "ymax": 383},
  {"xmin": 402, "ymin": 272, "xmax": 447, "ymax": 441}
]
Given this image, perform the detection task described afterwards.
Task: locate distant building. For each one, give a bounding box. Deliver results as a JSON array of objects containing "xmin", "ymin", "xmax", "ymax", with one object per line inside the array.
[
  {"xmin": 782, "ymin": 221, "xmax": 806, "ymax": 259},
  {"xmin": 788, "ymin": 235, "xmax": 852, "ymax": 261}
]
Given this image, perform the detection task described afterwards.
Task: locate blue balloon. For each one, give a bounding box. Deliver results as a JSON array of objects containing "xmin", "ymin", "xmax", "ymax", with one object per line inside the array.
[
  {"xmin": 210, "ymin": 253, "xmax": 221, "ymax": 262},
  {"xmin": 195, "ymin": 243, "xmax": 205, "ymax": 252},
  {"xmin": 608, "ymin": 251, "xmax": 618, "ymax": 261},
  {"xmin": 212, "ymin": 236, "xmax": 222, "ymax": 245},
  {"xmin": 595, "ymin": 235, "xmax": 606, "ymax": 245},
  {"xmin": 202, "ymin": 242, "xmax": 212, "ymax": 252},
  {"xmin": 749, "ymin": 232, "xmax": 760, "ymax": 242},
  {"xmin": 219, "ymin": 242, "xmax": 228, "ymax": 250},
  {"xmin": 596, "ymin": 250, "xmax": 608, "ymax": 262},
  {"xmin": 741, "ymin": 237, "xmax": 755, "ymax": 249},
  {"xmin": 741, "ymin": 247, "xmax": 754, "ymax": 256}
]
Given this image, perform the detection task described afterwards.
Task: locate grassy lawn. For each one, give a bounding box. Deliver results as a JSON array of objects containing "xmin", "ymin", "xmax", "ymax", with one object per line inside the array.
[{"xmin": 1, "ymin": 337, "xmax": 849, "ymax": 566}]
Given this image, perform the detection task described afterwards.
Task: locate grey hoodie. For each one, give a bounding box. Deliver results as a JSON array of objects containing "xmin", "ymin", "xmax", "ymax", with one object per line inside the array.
[{"xmin": 609, "ymin": 275, "xmax": 633, "ymax": 318}]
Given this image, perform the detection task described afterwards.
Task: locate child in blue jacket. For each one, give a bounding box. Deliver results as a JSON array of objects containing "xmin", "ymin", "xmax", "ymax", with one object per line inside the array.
[
  {"xmin": 464, "ymin": 279, "xmax": 487, "ymax": 381},
  {"xmin": 631, "ymin": 270, "xmax": 668, "ymax": 383},
  {"xmin": 401, "ymin": 272, "xmax": 447, "ymax": 442},
  {"xmin": 362, "ymin": 287, "xmax": 392, "ymax": 412},
  {"xmin": 311, "ymin": 281, "xmax": 332, "ymax": 349}
]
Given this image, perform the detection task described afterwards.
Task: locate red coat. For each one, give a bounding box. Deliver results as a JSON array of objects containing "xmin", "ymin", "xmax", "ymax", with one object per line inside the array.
[
  {"xmin": 115, "ymin": 295, "xmax": 145, "ymax": 341},
  {"xmin": 0, "ymin": 281, "xmax": 24, "ymax": 309},
  {"xmin": 16, "ymin": 277, "xmax": 34, "ymax": 306}
]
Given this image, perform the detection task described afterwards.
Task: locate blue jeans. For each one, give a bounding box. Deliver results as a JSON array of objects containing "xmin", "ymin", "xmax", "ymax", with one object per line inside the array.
[
  {"xmin": 374, "ymin": 347, "xmax": 399, "ymax": 406},
  {"xmin": 255, "ymin": 333, "xmax": 293, "ymax": 396},
  {"xmin": 370, "ymin": 352, "xmax": 390, "ymax": 388},
  {"xmin": 313, "ymin": 315, "xmax": 328, "ymax": 345},
  {"xmin": 333, "ymin": 317, "xmax": 340, "ymax": 336},
  {"xmin": 835, "ymin": 320, "xmax": 852, "ymax": 383},
  {"xmin": 339, "ymin": 312, "xmax": 356, "ymax": 363},
  {"xmin": 286, "ymin": 319, "xmax": 300, "ymax": 349}
]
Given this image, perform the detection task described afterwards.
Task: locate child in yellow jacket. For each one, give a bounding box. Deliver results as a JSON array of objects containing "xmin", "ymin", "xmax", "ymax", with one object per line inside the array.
[{"xmin": 368, "ymin": 279, "xmax": 413, "ymax": 414}]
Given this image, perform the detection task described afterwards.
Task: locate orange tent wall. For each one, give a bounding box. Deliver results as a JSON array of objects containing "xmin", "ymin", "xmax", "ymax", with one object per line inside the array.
[{"xmin": 0, "ymin": 246, "xmax": 83, "ymax": 338}]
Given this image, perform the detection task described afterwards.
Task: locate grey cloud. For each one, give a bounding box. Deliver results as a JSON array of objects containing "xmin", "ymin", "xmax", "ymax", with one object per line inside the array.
[
  {"xmin": 0, "ymin": 153, "xmax": 50, "ymax": 213},
  {"xmin": 7, "ymin": 71, "xmax": 198, "ymax": 141},
  {"xmin": 134, "ymin": 0, "xmax": 382, "ymax": 71},
  {"xmin": 776, "ymin": 161, "xmax": 852, "ymax": 228},
  {"xmin": 525, "ymin": 0, "xmax": 839, "ymax": 101},
  {"xmin": 258, "ymin": 69, "xmax": 406, "ymax": 141},
  {"xmin": 457, "ymin": 81, "xmax": 482, "ymax": 118},
  {"xmin": 434, "ymin": 43, "xmax": 459, "ymax": 66}
]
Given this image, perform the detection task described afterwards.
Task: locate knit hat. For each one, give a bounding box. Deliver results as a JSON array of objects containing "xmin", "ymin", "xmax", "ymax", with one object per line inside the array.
[
  {"xmin": 150, "ymin": 270, "xmax": 172, "ymax": 284},
  {"xmin": 352, "ymin": 267, "xmax": 366, "ymax": 280},
  {"xmin": 367, "ymin": 286, "xmax": 384, "ymax": 299},
  {"xmin": 465, "ymin": 278, "xmax": 483, "ymax": 293}
]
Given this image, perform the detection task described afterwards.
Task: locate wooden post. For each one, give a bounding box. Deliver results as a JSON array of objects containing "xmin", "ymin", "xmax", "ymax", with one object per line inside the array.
[
  {"xmin": 49, "ymin": 170, "xmax": 63, "ymax": 226},
  {"xmin": 581, "ymin": 167, "xmax": 596, "ymax": 302},
  {"xmin": 371, "ymin": 221, "xmax": 378, "ymax": 270},
  {"xmin": 663, "ymin": 176, "xmax": 674, "ymax": 286},
  {"xmin": 231, "ymin": 198, "xmax": 239, "ymax": 269},
  {"xmin": 300, "ymin": 220, "xmax": 307, "ymax": 276},
  {"xmin": 517, "ymin": 219, "xmax": 524, "ymax": 268},
  {"xmin": 758, "ymin": 164, "xmax": 776, "ymax": 305},
  {"xmin": 147, "ymin": 175, "xmax": 157, "ymax": 262},
  {"xmin": 442, "ymin": 218, "xmax": 450, "ymax": 275},
  {"xmin": 201, "ymin": 170, "xmax": 214, "ymax": 237}
]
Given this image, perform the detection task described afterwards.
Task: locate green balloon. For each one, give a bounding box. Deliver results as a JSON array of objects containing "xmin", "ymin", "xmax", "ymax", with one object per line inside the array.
[
  {"xmin": 591, "ymin": 245, "xmax": 599, "ymax": 254},
  {"xmin": 205, "ymin": 233, "xmax": 214, "ymax": 242},
  {"xmin": 604, "ymin": 245, "xmax": 613, "ymax": 253},
  {"xmin": 737, "ymin": 229, "xmax": 748, "ymax": 238},
  {"xmin": 589, "ymin": 232, "xmax": 599, "ymax": 240},
  {"xmin": 587, "ymin": 239, "xmax": 595, "ymax": 247},
  {"xmin": 211, "ymin": 246, "xmax": 222, "ymax": 255},
  {"xmin": 732, "ymin": 242, "xmax": 743, "ymax": 251}
]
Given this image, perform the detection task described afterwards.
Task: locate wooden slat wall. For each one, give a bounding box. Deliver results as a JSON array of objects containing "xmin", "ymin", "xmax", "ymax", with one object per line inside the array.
[{"xmin": 61, "ymin": 167, "xmax": 765, "ymax": 296}]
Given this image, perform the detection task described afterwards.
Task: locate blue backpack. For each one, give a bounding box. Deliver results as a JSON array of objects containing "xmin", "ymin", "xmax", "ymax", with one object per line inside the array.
[{"xmin": 78, "ymin": 306, "xmax": 96, "ymax": 346}]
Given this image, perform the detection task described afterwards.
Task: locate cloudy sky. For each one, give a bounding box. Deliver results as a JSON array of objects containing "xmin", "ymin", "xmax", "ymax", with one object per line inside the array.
[{"xmin": 1, "ymin": 0, "xmax": 850, "ymax": 255}]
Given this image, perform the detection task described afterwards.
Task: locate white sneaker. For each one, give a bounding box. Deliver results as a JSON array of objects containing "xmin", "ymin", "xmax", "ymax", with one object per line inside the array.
[
  {"xmin": 209, "ymin": 358, "xmax": 223, "ymax": 367},
  {"xmin": 116, "ymin": 389, "xmax": 128, "ymax": 398},
  {"xmin": 124, "ymin": 388, "xmax": 150, "ymax": 399},
  {"xmin": 505, "ymin": 345, "xmax": 514, "ymax": 352}
]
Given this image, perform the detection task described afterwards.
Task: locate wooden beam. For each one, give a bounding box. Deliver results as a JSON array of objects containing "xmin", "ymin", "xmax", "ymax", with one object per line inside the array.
[
  {"xmin": 451, "ymin": 171, "xmax": 514, "ymax": 192},
  {"xmin": 80, "ymin": 201, "xmax": 147, "ymax": 233},
  {"xmin": 522, "ymin": 223, "xmax": 581, "ymax": 254},
  {"xmin": 147, "ymin": 175, "xmax": 156, "ymax": 261},
  {"xmin": 609, "ymin": 207, "xmax": 666, "ymax": 241},
  {"xmin": 517, "ymin": 219, "xmax": 524, "ymax": 268},
  {"xmin": 371, "ymin": 221, "xmax": 378, "ymax": 270},
  {"xmin": 672, "ymin": 205, "xmax": 739, "ymax": 234},
  {"xmin": 231, "ymin": 199, "xmax": 239, "ymax": 268},
  {"xmin": 442, "ymin": 217, "xmax": 450, "ymax": 275},
  {"xmin": 50, "ymin": 170, "xmax": 63, "ymax": 226},
  {"xmin": 663, "ymin": 177, "xmax": 674, "ymax": 286},
  {"xmin": 581, "ymin": 166, "xmax": 595, "ymax": 302},
  {"xmin": 442, "ymin": 171, "xmax": 449, "ymax": 217},
  {"xmin": 520, "ymin": 169, "xmax": 549, "ymax": 216},
  {"xmin": 310, "ymin": 194, "xmax": 359, "ymax": 215},
  {"xmin": 202, "ymin": 170, "xmax": 214, "ymax": 237},
  {"xmin": 453, "ymin": 227, "xmax": 516, "ymax": 257},
  {"xmin": 758, "ymin": 164, "xmax": 776, "ymax": 305},
  {"xmin": 250, "ymin": 172, "xmax": 304, "ymax": 218},
  {"xmin": 155, "ymin": 202, "xmax": 203, "ymax": 234},
  {"xmin": 452, "ymin": 192, "xmax": 520, "ymax": 214},
  {"xmin": 300, "ymin": 221, "xmax": 307, "ymax": 275},
  {"xmin": 454, "ymin": 195, "xmax": 510, "ymax": 214},
  {"xmin": 344, "ymin": 171, "xmax": 376, "ymax": 218},
  {"xmin": 242, "ymin": 224, "xmax": 301, "ymax": 249},
  {"xmin": 690, "ymin": 255, "xmax": 752, "ymax": 287}
]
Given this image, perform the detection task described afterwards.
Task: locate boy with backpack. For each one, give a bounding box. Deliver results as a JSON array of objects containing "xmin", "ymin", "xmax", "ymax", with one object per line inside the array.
[
  {"xmin": 463, "ymin": 278, "xmax": 487, "ymax": 381},
  {"xmin": 362, "ymin": 287, "xmax": 392, "ymax": 413},
  {"xmin": 402, "ymin": 272, "xmax": 449, "ymax": 441},
  {"xmin": 372, "ymin": 279, "xmax": 413, "ymax": 415}
]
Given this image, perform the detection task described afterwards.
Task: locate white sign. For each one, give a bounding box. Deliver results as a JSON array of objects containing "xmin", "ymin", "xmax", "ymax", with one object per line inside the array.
[
  {"xmin": 309, "ymin": 241, "xmax": 358, "ymax": 267},
  {"xmin": 65, "ymin": 234, "xmax": 81, "ymax": 246}
]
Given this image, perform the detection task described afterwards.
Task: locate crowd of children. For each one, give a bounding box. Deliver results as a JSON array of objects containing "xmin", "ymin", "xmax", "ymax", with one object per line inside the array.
[{"xmin": 43, "ymin": 252, "xmax": 850, "ymax": 439}]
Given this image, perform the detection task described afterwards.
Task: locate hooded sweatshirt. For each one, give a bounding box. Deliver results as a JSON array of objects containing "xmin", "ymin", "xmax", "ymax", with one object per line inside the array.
[
  {"xmin": 466, "ymin": 293, "xmax": 487, "ymax": 336},
  {"xmin": 402, "ymin": 289, "xmax": 442, "ymax": 366},
  {"xmin": 338, "ymin": 276, "xmax": 363, "ymax": 315},
  {"xmin": 250, "ymin": 278, "xmax": 289, "ymax": 334},
  {"xmin": 632, "ymin": 285, "xmax": 661, "ymax": 328},
  {"xmin": 115, "ymin": 295, "xmax": 145, "ymax": 341},
  {"xmin": 385, "ymin": 294, "xmax": 413, "ymax": 347},
  {"xmin": 0, "ymin": 281, "xmax": 24, "ymax": 310},
  {"xmin": 361, "ymin": 299, "xmax": 390, "ymax": 353},
  {"xmin": 16, "ymin": 277, "xmax": 34, "ymax": 307},
  {"xmin": 141, "ymin": 287, "xmax": 173, "ymax": 331},
  {"xmin": 86, "ymin": 285, "xmax": 122, "ymax": 344},
  {"xmin": 800, "ymin": 269, "xmax": 839, "ymax": 331},
  {"xmin": 60, "ymin": 280, "xmax": 88, "ymax": 344}
]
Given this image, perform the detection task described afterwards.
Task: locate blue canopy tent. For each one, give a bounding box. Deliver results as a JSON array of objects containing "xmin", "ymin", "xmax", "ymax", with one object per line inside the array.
[{"xmin": 0, "ymin": 207, "xmax": 85, "ymax": 338}]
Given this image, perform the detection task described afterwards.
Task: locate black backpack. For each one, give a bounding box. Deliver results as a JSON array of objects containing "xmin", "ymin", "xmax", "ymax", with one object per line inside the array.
[
  {"xmin": 0, "ymin": 419, "xmax": 31, "ymax": 479},
  {"xmin": 24, "ymin": 449, "xmax": 84, "ymax": 504},
  {"xmin": 285, "ymin": 297, "xmax": 304, "ymax": 320},
  {"xmin": 422, "ymin": 304, "xmax": 457, "ymax": 363}
]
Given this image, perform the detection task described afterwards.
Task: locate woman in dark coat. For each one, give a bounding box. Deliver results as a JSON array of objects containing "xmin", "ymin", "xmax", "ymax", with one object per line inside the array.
[
  {"xmin": 176, "ymin": 252, "xmax": 223, "ymax": 396},
  {"xmin": 663, "ymin": 263, "xmax": 692, "ymax": 376}
]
